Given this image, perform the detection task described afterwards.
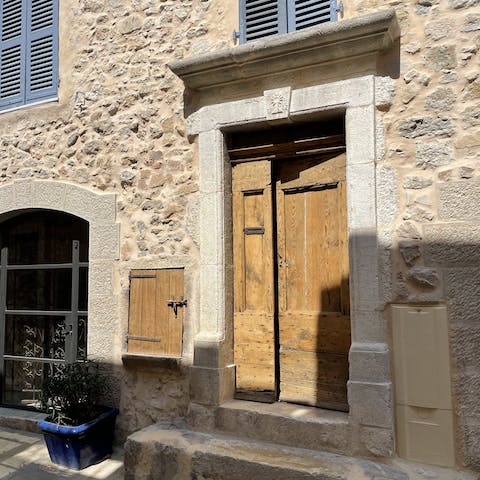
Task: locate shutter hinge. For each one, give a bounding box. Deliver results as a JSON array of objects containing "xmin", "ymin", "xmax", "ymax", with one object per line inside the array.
[
  {"xmin": 232, "ymin": 30, "xmax": 240, "ymax": 42},
  {"xmin": 336, "ymin": 1, "xmax": 344, "ymax": 13}
]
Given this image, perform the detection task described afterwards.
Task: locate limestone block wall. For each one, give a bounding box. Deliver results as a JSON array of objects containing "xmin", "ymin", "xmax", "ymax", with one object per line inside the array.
[{"xmin": 346, "ymin": 0, "xmax": 480, "ymax": 470}]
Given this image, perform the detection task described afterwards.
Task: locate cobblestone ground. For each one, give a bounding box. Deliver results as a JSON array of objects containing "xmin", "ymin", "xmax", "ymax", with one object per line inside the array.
[{"xmin": 0, "ymin": 427, "xmax": 123, "ymax": 480}]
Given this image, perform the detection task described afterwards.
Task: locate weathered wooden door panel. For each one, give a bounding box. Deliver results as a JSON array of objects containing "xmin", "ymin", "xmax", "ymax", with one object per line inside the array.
[
  {"xmin": 276, "ymin": 154, "xmax": 350, "ymax": 410},
  {"xmin": 279, "ymin": 313, "xmax": 350, "ymax": 354},
  {"xmin": 279, "ymin": 349, "xmax": 350, "ymax": 409},
  {"xmin": 232, "ymin": 153, "xmax": 350, "ymax": 409},
  {"xmin": 232, "ymin": 160, "xmax": 276, "ymax": 401}
]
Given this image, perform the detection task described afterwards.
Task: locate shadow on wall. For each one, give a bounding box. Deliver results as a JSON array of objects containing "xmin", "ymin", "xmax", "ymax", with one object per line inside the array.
[{"xmin": 311, "ymin": 229, "xmax": 480, "ymax": 471}]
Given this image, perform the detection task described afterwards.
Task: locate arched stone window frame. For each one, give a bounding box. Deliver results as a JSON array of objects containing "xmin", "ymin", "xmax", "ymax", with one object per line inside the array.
[{"xmin": 0, "ymin": 180, "xmax": 119, "ymax": 364}]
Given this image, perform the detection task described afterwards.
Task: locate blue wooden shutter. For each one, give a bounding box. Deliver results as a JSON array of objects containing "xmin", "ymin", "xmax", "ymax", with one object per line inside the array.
[
  {"xmin": 0, "ymin": 0, "xmax": 27, "ymax": 109},
  {"xmin": 288, "ymin": 0, "xmax": 338, "ymax": 32},
  {"xmin": 239, "ymin": 0, "xmax": 287, "ymax": 44},
  {"xmin": 26, "ymin": 0, "xmax": 58, "ymax": 102}
]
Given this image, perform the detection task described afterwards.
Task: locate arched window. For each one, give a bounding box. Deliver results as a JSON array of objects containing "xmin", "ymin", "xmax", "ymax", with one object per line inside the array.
[{"xmin": 0, "ymin": 210, "xmax": 88, "ymax": 409}]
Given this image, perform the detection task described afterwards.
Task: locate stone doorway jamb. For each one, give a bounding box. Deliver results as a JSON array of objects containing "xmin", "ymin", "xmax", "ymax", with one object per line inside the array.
[{"xmin": 170, "ymin": 9, "xmax": 400, "ymax": 456}]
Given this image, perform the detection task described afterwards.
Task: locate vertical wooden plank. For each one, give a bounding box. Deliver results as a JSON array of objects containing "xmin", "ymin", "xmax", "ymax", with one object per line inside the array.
[
  {"xmin": 128, "ymin": 274, "xmax": 144, "ymax": 337},
  {"xmin": 286, "ymin": 191, "xmax": 306, "ymax": 312},
  {"xmin": 233, "ymin": 191, "xmax": 246, "ymax": 313},
  {"xmin": 244, "ymin": 192, "xmax": 268, "ymax": 310},
  {"xmin": 153, "ymin": 269, "xmax": 169, "ymax": 355},
  {"xmin": 306, "ymin": 187, "xmax": 342, "ymax": 312},
  {"xmin": 276, "ymin": 186, "xmax": 287, "ymax": 314},
  {"xmin": 129, "ymin": 270, "xmax": 157, "ymax": 354},
  {"xmin": 276, "ymin": 154, "xmax": 350, "ymax": 410},
  {"xmin": 232, "ymin": 160, "xmax": 275, "ymax": 400},
  {"xmin": 338, "ymin": 180, "xmax": 350, "ymax": 315},
  {"xmin": 168, "ymin": 268, "xmax": 184, "ymax": 356}
]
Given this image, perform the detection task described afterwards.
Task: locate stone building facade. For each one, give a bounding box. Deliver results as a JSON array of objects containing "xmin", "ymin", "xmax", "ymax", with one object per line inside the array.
[{"xmin": 0, "ymin": 0, "xmax": 479, "ymax": 478}]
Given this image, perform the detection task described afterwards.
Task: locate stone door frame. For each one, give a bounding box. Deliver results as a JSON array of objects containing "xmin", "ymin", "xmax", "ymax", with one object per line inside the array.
[{"xmin": 189, "ymin": 74, "xmax": 396, "ymax": 455}]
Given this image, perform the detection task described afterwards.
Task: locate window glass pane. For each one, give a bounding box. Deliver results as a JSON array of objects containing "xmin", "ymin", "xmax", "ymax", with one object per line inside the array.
[
  {"xmin": 4, "ymin": 315, "xmax": 66, "ymax": 359},
  {"xmin": 2, "ymin": 359, "xmax": 48, "ymax": 409},
  {"xmin": 1, "ymin": 360, "xmax": 66, "ymax": 409},
  {"xmin": 7, "ymin": 269, "xmax": 72, "ymax": 310},
  {"xmin": 79, "ymin": 268, "xmax": 88, "ymax": 311},
  {"xmin": 0, "ymin": 210, "xmax": 89, "ymax": 410},
  {"xmin": 1, "ymin": 211, "xmax": 88, "ymax": 265}
]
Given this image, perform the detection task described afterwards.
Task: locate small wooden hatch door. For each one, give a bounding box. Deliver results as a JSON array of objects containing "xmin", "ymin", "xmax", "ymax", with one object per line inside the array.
[{"xmin": 128, "ymin": 268, "xmax": 184, "ymax": 356}]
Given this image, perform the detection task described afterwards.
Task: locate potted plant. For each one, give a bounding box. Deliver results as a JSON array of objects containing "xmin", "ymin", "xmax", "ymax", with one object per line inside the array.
[{"xmin": 38, "ymin": 360, "xmax": 119, "ymax": 470}]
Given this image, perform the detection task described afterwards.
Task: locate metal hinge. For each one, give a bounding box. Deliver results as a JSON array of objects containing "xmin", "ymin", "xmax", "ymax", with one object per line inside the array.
[
  {"xmin": 127, "ymin": 335, "xmax": 162, "ymax": 343},
  {"xmin": 282, "ymin": 181, "xmax": 338, "ymax": 194},
  {"xmin": 336, "ymin": 1, "xmax": 344, "ymax": 14},
  {"xmin": 244, "ymin": 227, "xmax": 265, "ymax": 235}
]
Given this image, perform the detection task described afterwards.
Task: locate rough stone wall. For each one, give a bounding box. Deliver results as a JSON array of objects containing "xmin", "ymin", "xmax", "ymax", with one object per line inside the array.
[
  {"xmin": 346, "ymin": 0, "xmax": 480, "ymax": 470},
  {"xmin": 0, "ymin": 0, "xmax": 235, "ymax": 437},
  {"xmin": 117, "ymin": 362, "xmax": 189, "ymax": 442}
]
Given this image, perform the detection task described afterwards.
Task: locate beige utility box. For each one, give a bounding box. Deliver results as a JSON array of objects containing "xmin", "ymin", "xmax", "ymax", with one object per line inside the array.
[{"xmin": 391, "ymin": 305, "xmax": 455, "ymax": 467}]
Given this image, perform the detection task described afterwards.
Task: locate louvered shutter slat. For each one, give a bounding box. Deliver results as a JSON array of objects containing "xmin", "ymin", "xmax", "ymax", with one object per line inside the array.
[
  {"xmin": 26, "ymin": 0, "xmax": 58, "ymax": 102},
  {"xmin": 2, "ymin": 0, "xmax": 22, "ymax": 40},
  {"xmin": 239, "ymin": 0, "xmax": 338, "ymax": 43},
  {"xmin": 0, "ymin": 0, "xmax": 26, "ymax": 109},
  {"xmin": 291, "ymin": 0, "xmax": 337, "ymax": 31},
  {"xmin": 239, "ymin": 0, "xmax": 287, "ymax": 43}
]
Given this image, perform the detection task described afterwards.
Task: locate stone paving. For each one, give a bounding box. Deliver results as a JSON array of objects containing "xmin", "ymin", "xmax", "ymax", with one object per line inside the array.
[{"xmin": 0, "ymin": 427, "xmax": 123, "ymax": 480}]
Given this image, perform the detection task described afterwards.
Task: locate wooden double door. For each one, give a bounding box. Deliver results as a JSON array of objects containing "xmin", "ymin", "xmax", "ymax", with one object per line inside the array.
[{"xmin": 233, "ymin": 153, "xmax": 350, "ymax": 411}]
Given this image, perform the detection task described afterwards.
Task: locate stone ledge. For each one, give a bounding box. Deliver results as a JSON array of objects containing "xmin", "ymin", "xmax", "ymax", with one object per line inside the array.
[
  {"xmin": 0, "ymin": 407, "xmax": 45, "ymax": 433},
  {"xmin": 122, "ymin": 353, "xmax": 188, "ymax": 372},
  {"xmin": 169, "ymin": 9, "xmax": 399, "ymax": 91}
]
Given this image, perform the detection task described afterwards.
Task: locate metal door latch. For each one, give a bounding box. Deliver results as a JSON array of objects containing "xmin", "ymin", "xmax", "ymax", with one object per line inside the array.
[{"xmin": 167, "ymin": 298, "xmax": 188, "ymax": 317}]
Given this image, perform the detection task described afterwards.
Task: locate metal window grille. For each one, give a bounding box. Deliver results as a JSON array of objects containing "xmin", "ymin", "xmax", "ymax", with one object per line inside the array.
[{"xmin": 0, "ymin": 240, "xmax": 87, "ymax": 408}]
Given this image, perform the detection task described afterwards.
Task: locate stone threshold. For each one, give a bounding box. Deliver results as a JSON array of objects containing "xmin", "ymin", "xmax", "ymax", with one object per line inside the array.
[
  {"xmin": 218, "ymin": 399, "xmax": 349, "ymax": 424},
  {"xmin": 0, "ymin": 406, "xmax": 45, "ymax": 433},
  {"xmin": 190, "ymin": 399, "xmax": 353, "ymax": 456},
  {"xmin": 124, "ymin": 420, "xmax": 408, "ymax": 480}
]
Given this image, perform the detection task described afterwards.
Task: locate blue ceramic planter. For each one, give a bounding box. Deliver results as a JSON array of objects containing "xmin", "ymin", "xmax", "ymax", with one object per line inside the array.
[{"xmin": 38, "ymin": 406, "xmax": 119, "ymax": 470}]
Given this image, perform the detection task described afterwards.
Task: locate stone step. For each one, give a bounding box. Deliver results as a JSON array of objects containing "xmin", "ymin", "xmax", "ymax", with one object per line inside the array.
[
  {"xmin": 0, "ymin": 407, "xmax": 44, "ymax": 433},
  {"xmin": 213, "ymin": 399, "xmax": 353, "ymax": 456},
  {"xmin": 124, "ymin": 421, "xmax": 408, "ymax": 480}
]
